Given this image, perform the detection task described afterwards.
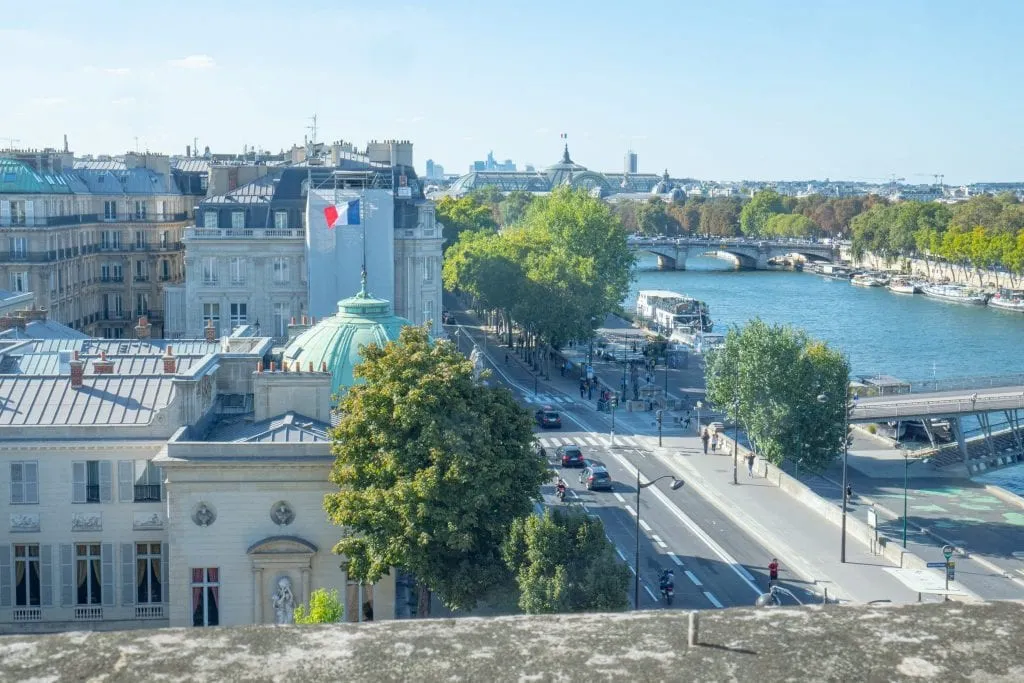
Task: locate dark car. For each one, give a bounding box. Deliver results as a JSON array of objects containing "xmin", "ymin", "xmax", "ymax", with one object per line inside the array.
[
  {"xmin": 535, "ymin": 406, "xmax": 562, "ymax": 429},
  {"xmin": 557, "ymin": 444, "xmax": 584, "ymax": 467},
  {"xmin": 580, "ymin": 465, "xmax": 613, "ymax": 491}
]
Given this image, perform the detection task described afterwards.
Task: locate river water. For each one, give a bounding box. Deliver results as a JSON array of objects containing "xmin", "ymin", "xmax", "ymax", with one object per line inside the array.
[{"xmin": 628, "ymin": 254, "xmax": 1024, "ymax": 381}]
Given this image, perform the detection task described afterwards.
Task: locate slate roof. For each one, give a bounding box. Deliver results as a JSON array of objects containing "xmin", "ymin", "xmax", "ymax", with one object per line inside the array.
[
  {"xmin": 0, "ymin": 319, "xmax": 89, "ymax": 341},
  {"xmin": 204, "ymin": 412, "xmax": 330, "ymax": 443},
  {"xmin": 171, "ymin": 159, "xmax": 211, "ymax": 174},
  {"xmin": 0, "ymin": 375, "xmax": 175, "ymax": 426},
  {"xmin": 0, "ymin": 353, "xmax": 201, "ymax": 376},
  {"xmin": 74, "ymin": 168, "xmax": 181, "ymax": 195}
]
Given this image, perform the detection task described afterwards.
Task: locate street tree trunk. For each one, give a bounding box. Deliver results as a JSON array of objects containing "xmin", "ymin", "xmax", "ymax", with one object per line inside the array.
[{"xmin": 417, "ymin": 585, "xmax": 432, "ymax": 618}]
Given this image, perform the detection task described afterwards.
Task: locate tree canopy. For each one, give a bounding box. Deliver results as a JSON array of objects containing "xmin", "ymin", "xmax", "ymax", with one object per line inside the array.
[
  {"xmin": 705, "ymin": 319, "xmax": 849, "ymax": 472},
  {"xmin": 436, "ymin": 194, "xmax": 497, "ymax": 251},
  {"xmin": 503, "ymin": 508, "xmax": 630, "ymax": 614},
  {"xmin": 325, "ymin": 325, "xmax": 549, "ymax": 613}
]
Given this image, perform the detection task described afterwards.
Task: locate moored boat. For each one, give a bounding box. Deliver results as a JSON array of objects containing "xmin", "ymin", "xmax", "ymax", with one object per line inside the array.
[
  {"xmin": 887, "ymin": 278, "xmax": 920, "ymax": 295},
  {"xmin": 920, "ymin": 283, "xmax": 989, "ymax": 305},
  {"xmin": 988, "ymin": 289, "xmax": 1024, "ymax": 312},
  {"xmin": 851, "ymin": 273, "xmax": 884, "ymax": 287}
]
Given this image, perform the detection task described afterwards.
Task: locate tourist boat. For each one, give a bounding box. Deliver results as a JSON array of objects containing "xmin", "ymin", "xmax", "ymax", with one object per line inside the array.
[
  {"xmin": 818, "ymin": 264, "xmax": 853, "ymax": 281},
  {"xmin": 887, "ymin": 278, "xmax": 920, "ymax": 295},
  {"xmin": 669, "ymin": 327, "xmax": 725, "ymax": 354},
  {"xmin": 920, "ymin": 283, "xmax": 989, "ymax": 305},
  {"xmin": 988, "ymin": 289, "xmax": 1024, "ymax": 313},
  {"xmin": 636, "ymin": 290, "xmax": 713, "ymax": 333},
  {"xmin": 851, "ymin": 273, "xmax": 884, "ymax": 287}
]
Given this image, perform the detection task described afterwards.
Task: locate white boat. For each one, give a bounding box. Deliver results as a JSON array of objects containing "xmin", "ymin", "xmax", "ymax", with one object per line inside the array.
[
  {"xmin": 988, "ymin": 290, "xmax": 1024, "ymax": 312},
  {"xmin": 887, "ymin": 278, "xmax": 919, "ymax": 295},
  {"xmin": 851, "ymin": 273, "xmax": 884, "ymax": 287},
  {"xmin": 920, "ymin": 283, "xmax": 989, "ymax": 305},
  {"xmin": 669, "ymin": 328, "xmax": 724, "ymax": 354},
  {"xmin": 636, "ymin": 290, "xmax": 712, "ymax": 333}
]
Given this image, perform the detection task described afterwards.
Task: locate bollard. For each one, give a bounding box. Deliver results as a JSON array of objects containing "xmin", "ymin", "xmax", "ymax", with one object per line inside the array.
[
  {"xmin": 687, "ymin": 611, "xmax": 699, "ymax": 647},
  {"xmin": 823, "ymin": 588, "xmax": 828, "ymax": 605}
]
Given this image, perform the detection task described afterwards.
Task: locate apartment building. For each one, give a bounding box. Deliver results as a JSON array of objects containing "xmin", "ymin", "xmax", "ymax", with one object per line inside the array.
[{"xmin": 0, "ymin": 150, "xmax": 191, "ymax": 338}]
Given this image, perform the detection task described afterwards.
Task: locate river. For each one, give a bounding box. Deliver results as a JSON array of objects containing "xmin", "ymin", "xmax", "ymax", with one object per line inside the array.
[{"xmin": 628, "ymin": 254, "xmax": 1024, "ymax": 381}]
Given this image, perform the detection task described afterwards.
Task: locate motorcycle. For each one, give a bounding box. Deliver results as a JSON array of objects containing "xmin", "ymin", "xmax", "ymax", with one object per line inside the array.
[
  {"xmin": 659, "ymin": 571, "xmax": 675, "ymax": 606},
  {"xmin": 556, "ymin": 485, "xmax": 566, "ymax": 503}
]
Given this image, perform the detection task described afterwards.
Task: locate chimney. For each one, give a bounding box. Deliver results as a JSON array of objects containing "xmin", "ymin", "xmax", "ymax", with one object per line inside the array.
[
  {"xmin": 24, "ymin": 307, "xmax": 47, "ymax": 322},
  {"xmin": 204, "ymin": 319, "xmax": 217, "ymax": 343},
  {"xmin": 257, "ymin": 360, "xmax": 264, "ymax": 373},
  {"xmin": 287, "ymin": 316, "xmax": 310, "ymax": 342},
  {"xmin": 92, "ymin": 351, "xmax": 115, "ymax": 375},
  {"xmin": 162, "ymin": 345, "xmax": 176, "ymax": 374},
  {"xmin": 0, "ymin": 316, "xmax": 13, "ymax": 332},
  {"xmin": 69, "ymin": 351, "xmax": 85, "ymax": 389},
  {"xmin": 135, "ymin": 316, "xmax": 152, "ymax": 339},
  {"xmin": 11, "ymin": 315, "xmax": 27, "ymax": 331}
]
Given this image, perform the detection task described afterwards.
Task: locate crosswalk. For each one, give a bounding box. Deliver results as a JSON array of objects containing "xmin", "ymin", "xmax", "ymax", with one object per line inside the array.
[
  {"xmin": 536, "ymin": 435, "xmax": 647, "ymax": 449},
  {"xmin": 524, "ymin": 393, "xmax": 576, "ymax": 406}
]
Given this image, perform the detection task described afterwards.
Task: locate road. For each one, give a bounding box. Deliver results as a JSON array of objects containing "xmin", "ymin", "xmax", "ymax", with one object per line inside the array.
[{"xmin": 445, "ymin": 315, "xmax": 822, "ymax": 610}]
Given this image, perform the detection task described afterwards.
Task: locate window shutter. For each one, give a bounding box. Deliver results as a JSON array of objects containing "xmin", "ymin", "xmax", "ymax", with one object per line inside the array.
[
  {"xmin": 25, "ymin": 462, "xmax": 38, "ymax": 504},
  {"xmin": 40, "ymin": 545, "xmax": 53, "ymax": 606},
  {"xmin": 25, "ymin": 200, "xmax": 35, "ymax": 225},
  {"xmin": 99, "ymin": 461, "xmax": 113, "ymax": 503},
  {"xmin": 10, "ymin": 463, "xmax": 23, "ymax": 504},
  {"xmin": 101, "ymin": 543, "xmax": 114, "ymax": 606},
  {"xmin": 0, "ymin": 199, "xmax": 10, "ymax": 223},
  {"xmin": 60, "ymin": 544, "xmax": 73, "ymax": 606},
  {"xmin": 117, "ymin": 461, "xmax": 134, "ymax": 502},
  {"xmin": 0, "ymin": 545, "xmax": 10, "ymax": 607},
  {"xmin": 121, "ymin": 544, "xmax": 135, "ymax": 605},
  {"xmin": 72, "ymin": 462, "xmax": 86, "ymax": 503},
  {"xmin": 162, "ymin": 543, "xmax": 169, "ymax": 603}
]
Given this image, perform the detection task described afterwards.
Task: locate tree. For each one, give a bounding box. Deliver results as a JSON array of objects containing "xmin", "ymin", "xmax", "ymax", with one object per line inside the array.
[
  {"xmin": 635, "ymin": 198, "xmax": 680, "ymax": 236},
  {"xmin": 699, "ymin": 197, "xmax": 743, "ymax": 237},
  {"xmin": 325, "ymin": 326, "xmax": 550, "ymax": 615},
  {"xmin": 293, "ymin": 588, "xmax": 344, "ymax": 624},
  {"xmin": 503, "ymin": 508, "xmax": 630, "ymax": 614},
  {"xmin": 705, "ymin": 319, "xmax": 849, "ymax": 472},
  {"xmin": 739, "ymin": 189, "xmax": 785, "ymax": 236},
  {"xmin": 500, "ymin": 190, "xmax": 534, "ymax": 226},
  {"xmin": 436, "ymin": 195, "xmax": 498, "ymax": 251}
]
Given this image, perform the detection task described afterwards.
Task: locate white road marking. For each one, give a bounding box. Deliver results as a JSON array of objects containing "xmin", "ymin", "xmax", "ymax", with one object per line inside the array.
[
  {"xmin": 584, "ymin": 437, "xmax": 600, "ymax": 446},
  {"xmin": 704, "ymin": 592, "xmax": 724, "ymax": 609},
  {"xmin": 685, "ymin": 571, "xmax": 702, "ymax": 586},
  {"xmin": 667, "ymin": 552, "xmax": 684, "ymax": 566},
  {"xmin": 613, "ymin": 492, "xmax": 626, "ymax": 503},
  {"xmin": 624, "ymin": 504, "xmax": 637, "ymax": 517},
  {"xmin": 639, "ymin": 520, "xmax": 653, "ymax": 533},
  {"xmin": 651, "ymin": 534, "xmax": 668, "ymax": 548},
  {"xmin": 645, "ymin": 585, "xmax": 658, "ymax": 601},
  {"xmin": 615, "ymin": 547, "xmax": 627, "ymax": 562}
]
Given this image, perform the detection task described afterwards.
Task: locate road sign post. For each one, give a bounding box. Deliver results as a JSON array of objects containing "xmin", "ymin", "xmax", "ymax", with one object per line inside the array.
[
  {"xmin": 867, "ymin": 507, "xmax": 878, "ymax": 553},
  {"xmin": 941, "ymin": 545, "xmax": 955, "ymax": 600}
]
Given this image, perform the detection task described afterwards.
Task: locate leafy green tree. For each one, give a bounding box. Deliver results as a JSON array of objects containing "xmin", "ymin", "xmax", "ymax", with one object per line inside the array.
[
  {"xmin": 500, "ymin": 190, "xmax": 534, "ymax": 226},
  {"xmin": 436, "ymin": 195, "xmax": 498, "ymax": 251},
  {"xmin": 635, "ymin": 198, "xmax": 681, "ymax": 236},
  {"xmin": 739, "ymin": 189, "xmax": 785, "ymax": 236},
  {"xmin": 503, "ymin": 509, "xmax": 630, "ymax": 614},
  {"xmin": 764, "ymin": 213, "xmax": 818, "ymax": 238},
  {"xmin": 699, "ymin": 197, "xmax": 743, "ymax": 237},
  {"xmin": 293, "ymin": 588, "xmax": 344, "ymax": 624},
  {"xmin": 325, "ymin": 326, "xmax": 549, "ymax": 615},
  {"xmin": 705, "ymin": 319, "xmax": 849, "ymax": 472}
]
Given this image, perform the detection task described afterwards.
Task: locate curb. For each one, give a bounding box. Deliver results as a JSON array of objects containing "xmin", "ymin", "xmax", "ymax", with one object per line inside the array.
[{"xmin": 984, "ymin": 484, "xmax": 1024, "ymax": 511}]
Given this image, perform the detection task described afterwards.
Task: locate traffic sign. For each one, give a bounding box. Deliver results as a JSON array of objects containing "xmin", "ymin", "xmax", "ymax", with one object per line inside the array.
[
  {"xmin": 946, "ymin": 562, "xmax": 956, "ymax": 581},
  {"xmin": 926, "ymin": 562, "xmax": 946, "ymax": 568},
  {"xmin": 942, "ymin": 545, "xmax": 954, "ymax": 560}
]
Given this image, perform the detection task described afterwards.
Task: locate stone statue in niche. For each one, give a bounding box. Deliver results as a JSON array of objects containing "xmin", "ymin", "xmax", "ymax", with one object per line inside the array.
[
  {"xmin": 270, "ymin": 501, "xmax": 295, "ymax": 526},
  {"xmin": 192, "ymin": 503, "xmax": 216, "ymax": 527},
  {"xmin": 272, "ymin": 577, "xmax": 296, "ymax": 624}
]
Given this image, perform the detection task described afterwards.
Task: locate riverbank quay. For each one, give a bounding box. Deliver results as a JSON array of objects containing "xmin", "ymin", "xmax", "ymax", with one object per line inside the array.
[
  {"xmin": 446, "ymin": 302, "xmax": 929, "ymax": 605},
  {"xmin": 848, "ymin": 250, "xmax": 1021, "ymax": 290}
]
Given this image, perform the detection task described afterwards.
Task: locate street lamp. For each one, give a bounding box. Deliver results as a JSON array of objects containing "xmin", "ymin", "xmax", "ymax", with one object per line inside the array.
[
  {"xmin": 696, "ymin": 401, "xmax": 703, "ymax": 435},
  {"xmin": 818, "ymin": 391, "xmax": 857, "ymax": 563},
  {"xmin": 732, "ymin": 396, "xmax": 740, "ymax": 485},
  {"xmin": 902, "ymin": 451, "xmax": 931, "ymax": 548},
  {"xmin": 610, "ymin": 395, "xmax": 618, "ymax": 446},
  {"xmin": 634, "ymin": 470, "xmax": 684, "ymax": 609}
]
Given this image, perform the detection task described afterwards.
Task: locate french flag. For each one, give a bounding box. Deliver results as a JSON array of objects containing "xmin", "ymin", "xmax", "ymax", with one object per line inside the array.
[{"xmin": 324, "ymin": 200, "xmax": 361, "ymax": 229}]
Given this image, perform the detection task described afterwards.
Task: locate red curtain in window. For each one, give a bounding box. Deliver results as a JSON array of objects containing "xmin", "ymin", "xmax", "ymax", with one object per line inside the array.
[
  {"xmin": 208, "ymin": 568, "xmax": 219, "ymax": 608},
  {"xmin": 191, "ymin": 568, "xmax": 203, "ymax": 610}
]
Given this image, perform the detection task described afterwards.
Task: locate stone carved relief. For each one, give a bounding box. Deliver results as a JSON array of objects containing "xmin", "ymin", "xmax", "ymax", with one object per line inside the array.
[
  {"xmin": 133, "ymin": 511, "xmax": 164, "ymax": 531},
  {"xmin": 192, "ymin": 502, "xmax": 217, "ymax": 528},
  {"xmin": 270, "ymin": 501, "xmax": 295, "ymax": 526},
  {"xmin": 10, "ymin": 513, "xmax": 40, "ymax": 532},
  {"xmin": 72, "ymin": 512, "xmax": 102, "ymax": 532}
]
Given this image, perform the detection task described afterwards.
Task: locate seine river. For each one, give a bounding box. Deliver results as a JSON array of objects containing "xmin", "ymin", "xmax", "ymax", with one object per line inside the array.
[{"xmin": 628, "ymin": 254, "xmax": 1024, "ymax": 381}]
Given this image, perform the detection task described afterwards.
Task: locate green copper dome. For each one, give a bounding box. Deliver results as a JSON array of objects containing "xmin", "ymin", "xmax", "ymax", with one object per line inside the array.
[{"xmin": 282, "ymin": 277, "xmax": 411, "ymax": 397}]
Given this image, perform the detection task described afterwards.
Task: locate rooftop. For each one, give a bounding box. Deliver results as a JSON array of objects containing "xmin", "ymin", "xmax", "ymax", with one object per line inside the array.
[
  {"xmin": 203, "ymin": 411, "xmax": 331, "ymax": 443},
  {"xmin": 2, "ymin": 602, "xmax": 1022, "ymax": 682},
  {"xmin": 0, "ymin": 374, "xmax": 176, "ymax": 426}
]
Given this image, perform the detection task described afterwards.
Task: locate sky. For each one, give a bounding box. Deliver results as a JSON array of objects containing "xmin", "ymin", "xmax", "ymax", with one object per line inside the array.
[{"xmin": 1, "ymin": 0, "xmax": 1022, "ymax": 185}]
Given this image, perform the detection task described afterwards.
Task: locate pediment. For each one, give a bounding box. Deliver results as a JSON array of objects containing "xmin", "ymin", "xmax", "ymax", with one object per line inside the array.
[{"xmin": 247, "ymin": 535, "xmax": 318, "ymax": 555}]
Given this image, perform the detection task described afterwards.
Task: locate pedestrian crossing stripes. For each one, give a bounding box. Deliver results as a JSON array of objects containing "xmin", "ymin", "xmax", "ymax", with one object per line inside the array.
[
  {"xmin": 536, "ymin": 435, "xmax": 644, "ymax": 449},
  {"xmin": 524, "ymin": 393, "xmax": 575, "ymax": 405}
]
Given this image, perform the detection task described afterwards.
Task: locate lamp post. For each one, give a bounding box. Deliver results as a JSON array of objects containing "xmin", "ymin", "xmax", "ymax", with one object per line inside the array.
[
  {"xmin": 819, "ymin": 391, "xmax": 857, "ymax": 563},
  {"xmin": 634, "ymin": 470, "xmax": 684, "ymax": 609},
  {"xmin": 610, "ymin": 395, "xmax": 618, "ymax": 446},
  {"xmin": 732, "ymin": 396, "xmax": 739, "ymax": 485},
  {"xmin": 656, "ymin": 409, "xmax": 663, "ymax": 447},
  {"xmin": 696, "ymin": 401, "xmax": 703, "ymax": 435}
]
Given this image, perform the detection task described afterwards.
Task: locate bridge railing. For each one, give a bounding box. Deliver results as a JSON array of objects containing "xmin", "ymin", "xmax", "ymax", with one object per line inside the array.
[
  {"xmin": 852, "ymin": 390, "xmax": 1024, "ymax": 421},
  {"xmin": 899, "ymin": 373, "xmax": 1024, "ymax": 395}
]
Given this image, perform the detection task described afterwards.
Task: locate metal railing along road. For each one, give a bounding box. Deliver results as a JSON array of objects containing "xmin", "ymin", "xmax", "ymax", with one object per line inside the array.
[
  {"xmin": 852, "ymin": 390, "xmax": 1024, "ymax": 422},
  {"xmin": 900, "ymin": 373, "xmax": 1024, "ymax": 395}
]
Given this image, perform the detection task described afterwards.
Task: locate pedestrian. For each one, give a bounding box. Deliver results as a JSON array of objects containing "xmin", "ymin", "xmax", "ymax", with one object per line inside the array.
[
  {"xmin": 683, "ymin": 416, "xmax": 691, "ymax": 430},
  {"xmin": 504, "ymin": 353, "xmax": 509, "ymax": 365},
  {"xmin": 768, "ymin": 558, "xmax": 779, "ymax": 588},
  {"xmin": 588, "ymin": 383, "xmax": 593, "ymax": 400},
  {"xmin": 701, "ymin": 428, "xmax": 710, "ymax": 454},
  {"xmin": 746, "ymin": 453, "xmax": 755, "ymax": 477},
  {"xmin": 711, "ymin": 431, "xmax": 719, "ymax": 453},
  {"xmin": 845, "ymin": 484, "xmax": 853, "ymax": 503}
]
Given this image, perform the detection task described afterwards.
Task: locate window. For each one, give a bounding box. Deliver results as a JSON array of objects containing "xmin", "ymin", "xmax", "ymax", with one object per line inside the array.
[
  {"xmin": 119, "ymin": 460, "xmax": 162, "ymax": 502},
  {"xmin": 103, "ymin": 200, "xmax": 117, "ymax": 220},
  {"xmin": 161, "ymin": 259, "xmax": 170, "ymax": 279},
  {"xmin": 101, "ymin": 263, "xmax": 122, "ymax": 282},
  {"xmin": 134, "ymin": 201, "xmax": 147, "ymax": 220},
  {"xmin": 136, "ymin": 293, "xmax": 149, "ymax": 316},
  {"xmin": 135, "ymin": 544, "xmax": 163, "ymax": 604},
  {"xmin": 231, "ymin": 211, "xmax": 245, "ymax": 229},
  {"xmin": 424, "ymin": 256, "xmax": 437, "ymax": 283},
  {"xmin": 272, "ymin": 302, "xmax": 289, "ymax": 338},
  {"xmin": 273, "ymin": 211, "xmax": 288, "ymax": 230},
  {"xmin": 230, "ymin": 303, "xmax": 247, "ymax": 328},
  {"xmin": 203, "ymin": 303, "xmax": 220, "ymax": 331},
  {"xmin": 202, "ymin": 257, "xmax": 218, "ymax": 284},
  {"xmin": 160, "ymin": 230, "xmax": 168, "ymax": 248},
  {"xmin": 14, "ymin": 545, "xmax": 41, "ymax": 607},
  {"xmin": 72, "ymin": 460, "xmax": 112, "ymax": 504},
  {"xmin": 424, "ymin": 298, "xmax": 435, "ymax": 327},
  {"xmin": 9, "ymin": 271, "xmax": 28, "ymax": 292},
  {"xmin": 105, "ymin": 293, "xmax": 124, "ymax": 317},
  {"xmin": 272, "ymin": 257, "xmax": 289, "ymax": 284},
  {"xmin": 191, "ymin": 568, "xmax": 220, "ymax": 626},
  {"xmin": 101, "ymin": 230, "xmax": 121, "ymax": 250},
  {"xmin": 230, "ymin": 257, "xmax": 245, "ymax": 284},
  {"xmin": 134, "ymin": 230, "xmax": 147, "ymax": 249},
  {"xmin": 134, "ymin": 260, "xmax": 148, "ymax": 281},
  {"xmin": 75, "ymin": 544, "xmax": 103, "ymax": 605},
  {"xmin": 200, "ymin": 176, "xmax": 208, "ymax": 191},
  {"xmin": 204, "ymin": 210, "xmax": 218, "ymax": 229},
  {"xmin": 10, "ymin": 236, "xmax": 27, "ymax": 259},
  {"xmin": 10, "ymin": 462, "xmax": 38, "ymax": 504}
]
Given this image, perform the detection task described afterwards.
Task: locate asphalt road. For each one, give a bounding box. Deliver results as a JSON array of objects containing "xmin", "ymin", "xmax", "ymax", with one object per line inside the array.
[{"xmin": 445, "ymin": 316, "xmax": 822, "ymax": 610}]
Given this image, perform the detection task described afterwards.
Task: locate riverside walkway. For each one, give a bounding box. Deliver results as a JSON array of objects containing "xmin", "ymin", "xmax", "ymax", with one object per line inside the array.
[{"xmin": 852, "ymin": 385, "xmax": 1024, "ymax": 422}]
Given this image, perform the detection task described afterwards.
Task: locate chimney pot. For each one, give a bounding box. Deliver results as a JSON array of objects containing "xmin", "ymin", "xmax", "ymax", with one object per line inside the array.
[
  {"xmin": 69, "ymin": 359, "xmax": 86, "ymax": 389},
  {"xmin": 270, "ymin": 361, "xmax": 276, "ymax": 372},
  {"xmin": 291, "ymin": 317, "xmax": 296, "ymax": 325},
  {"xmin": 257, "ymin": 360, "xmax": 263, "ymax": 373},
  {"xmin": 205, "ymin": 319, "xmax": 216, "ymax": 343},
  {"xmin": 162, "ymin": 345, "xmax": 177, "ymax": 374},
  {"xmin": 308, "ymin": 362, "xmax": 313, "ymax": 372},
  {"xmin": 321, "ymin": 362, "xmax": 328, "ymax": 373}
]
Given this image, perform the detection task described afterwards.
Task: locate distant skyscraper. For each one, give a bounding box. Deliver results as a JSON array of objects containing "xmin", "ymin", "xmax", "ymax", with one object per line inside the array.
[
  {"xmin": 470, "ymin": 150, "xmax": 517, "ymax": 173},
  {"xmin": 424, "ymin": 159, "xmax": 445, "ymax": 180},
  {"xmin": 426, "ymin": 159, "xmax": 435, "ymax": 179},
  {"xmin": 624, "ymin": 150, "xmax": 638, "ymax": 174}
]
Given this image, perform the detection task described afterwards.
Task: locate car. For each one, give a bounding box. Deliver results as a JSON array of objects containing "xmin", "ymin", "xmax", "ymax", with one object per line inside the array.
[
  {"xmin": 580, "ymin": 465, "xmax": 613, "ymax": 491},
  {"xmin": 535, "ymin": 406, "xmax": 562, "ymax": 429},
  {"xmin": 557, "ymin": 444, "xmax": 584, "ymax": 467}
]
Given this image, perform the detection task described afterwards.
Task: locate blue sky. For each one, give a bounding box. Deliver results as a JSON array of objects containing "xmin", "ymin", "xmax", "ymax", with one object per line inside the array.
[{"xmin": 2, "ymin": 0, "xmax": 1021, "ymax": 184}]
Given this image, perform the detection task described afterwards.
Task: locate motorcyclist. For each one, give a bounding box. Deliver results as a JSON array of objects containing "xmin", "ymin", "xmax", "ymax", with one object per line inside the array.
[
  {"xmin": 555, "ymin": 478, "xmax": 567, "ymax": 501},
  {"xmin": 659, "ymin": 569, "xmax": 675, "ymax": 592}
]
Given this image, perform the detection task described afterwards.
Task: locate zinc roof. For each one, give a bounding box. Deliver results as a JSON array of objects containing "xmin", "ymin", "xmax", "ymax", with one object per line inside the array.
[
  {"xmin": 0, "ymin": 375, "xmax": 175, "ymax": 426},
  {"xmin": 202, "ymin": 412, "xmax": 331, "ymax": 443}
]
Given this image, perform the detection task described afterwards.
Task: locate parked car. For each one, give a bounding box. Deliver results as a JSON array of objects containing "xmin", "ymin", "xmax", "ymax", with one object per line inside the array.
[
  {"xmin": 557, "ymin": 444, "xmax": 585, "ymax": 467},
  {"xmin": 579, "ymin": 465, "xmax": 613, "ymax": 491},
  {"xmin": 535, "ymin": 406, "xmax": 562, "ymax": 429}
]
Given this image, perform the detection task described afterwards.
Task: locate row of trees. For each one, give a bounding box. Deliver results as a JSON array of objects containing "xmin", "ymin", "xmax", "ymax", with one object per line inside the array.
[
  {"xmin": 850, "ymin": 193, "xmax": 1024, "ymax": 284},
  {"xmin": 435, "ymin": 188, "xmax": 536, "ymax": 250},
  {"xmin": 325, "ymin": 325, "xmax": 629, "ymax": 616}
]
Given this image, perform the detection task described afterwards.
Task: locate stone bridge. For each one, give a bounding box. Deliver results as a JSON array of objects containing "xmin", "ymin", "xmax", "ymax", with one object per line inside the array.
[{"xmin": 630, "ymin": 237, "xmax": 840, "ymax": 270}]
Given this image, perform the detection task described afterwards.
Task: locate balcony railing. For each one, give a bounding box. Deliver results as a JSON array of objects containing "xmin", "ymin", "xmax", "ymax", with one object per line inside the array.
[
  {"xmin": 99, "ymin": 276, "xmax": 124, "ymax": 283},
  {"xmin": 134, "ymin": 484, "xmax": 162, "ymax": 502},
  {"xmin": 135, "ymin": 604, "xmax": 164, "ymax": 619},
  {"xmin": 133, "ymin": 275, "xmax": 149, "ymax": 282},
  {"xmin": 74, "ymin": 606, "xmax": 103, "ymax": 621},
  {"xmin": 13, "ymin": 607, "xmax": 42, "ymax": 622},
  {"xmin": 185, "ymin": 228, "xmax": 305, "ymax": 240}
]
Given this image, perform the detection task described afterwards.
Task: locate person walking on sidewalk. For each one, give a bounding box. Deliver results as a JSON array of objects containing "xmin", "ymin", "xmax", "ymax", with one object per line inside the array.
[
  {"xmin": 746, "ymin": 453, "xmax": 755, "ymax": 477},
  {"xmin": 701, "ymin": 428, "xmax": 710, "ymax": 454},
  {"xmin": 768, "ymin": 558, "xmax": 779, "ymax": 588},
  {"xmin": 579, "ymin": 380, "xmax": 585, "ymax": 399},
  {"xmin": 710, "ymin": 431, "xmax": 719, "ymax": 453}
]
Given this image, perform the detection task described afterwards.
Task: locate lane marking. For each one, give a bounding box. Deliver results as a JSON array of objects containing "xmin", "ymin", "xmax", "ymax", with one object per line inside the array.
[
  {"xmin": 704, "ymin": 592, "xmax": 724, "ymax": 609},
  {"xmin": 644, "ymin": 585, "xmax": 658, "ymax": 601},
  {"xmin": 624, "ymin": 504, "xmax": 637, "ymax": 517},
  {"xmin": 639, "ymin": 520, "xmax": 653, "ymax": 533},
  {"xmin": 585, "ymin": 437, "xmax": 599, "ymax": 446},
  {"xmin": 613, "ymin": 493, "xmax": 626, "ymax": 503},
  {"xmin": 667, "ymin": 552, "xmax": 684, "ymax": 566},
  {"xmin": 615, "ymin": 547, "xmax": 627, "ymax": 562},
  {"xmin": 685, "ymin": 571, "xmax": 702, "ymax": 587},
  {"xmin": 652, "ymin": 534, "xmax": 668, "ymax": 548}
]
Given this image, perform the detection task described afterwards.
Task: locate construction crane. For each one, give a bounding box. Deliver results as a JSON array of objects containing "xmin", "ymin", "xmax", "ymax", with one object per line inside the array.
[
  {"xmin": 2, "ymin": 137, "xmax": 20, "ymax": 150},
  {"xmin": 911, "ymin": 173, "xmax": 944, "ymax": 188}
]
